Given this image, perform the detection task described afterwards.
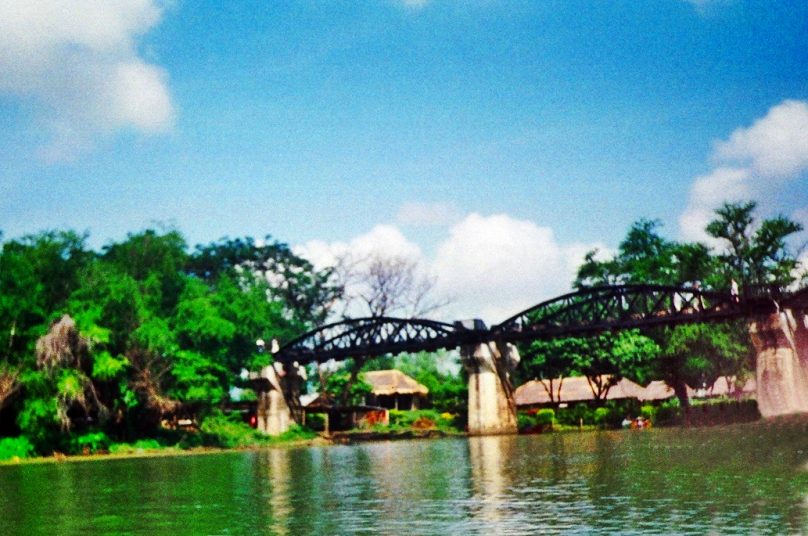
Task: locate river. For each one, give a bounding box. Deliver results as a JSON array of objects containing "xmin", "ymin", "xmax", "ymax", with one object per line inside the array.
[{"xmin": 3, "ymin": 418, "xmax": 808, "ymax": 535}]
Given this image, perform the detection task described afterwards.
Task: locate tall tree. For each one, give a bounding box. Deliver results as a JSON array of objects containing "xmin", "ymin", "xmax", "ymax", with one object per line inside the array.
[
  {"xmin": 706, "ymin": 201, "xmax": 804, "ymax": 293},
  {"xmin": 336, "ymin": 253, "xmax": 448, "ymax": 318},
  {"xmin": 189, "ymin": 236, "xmax": 342, "ymax": 329}
]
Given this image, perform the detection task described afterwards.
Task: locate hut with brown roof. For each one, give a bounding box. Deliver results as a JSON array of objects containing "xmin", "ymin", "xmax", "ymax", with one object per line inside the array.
[
  {"xmin": 514, "ymin": 375, "xmax": 662, "ymax": 408},
  {"xmin": 363, "ymin": 369, "xmax": 429, "ymax": 410}
]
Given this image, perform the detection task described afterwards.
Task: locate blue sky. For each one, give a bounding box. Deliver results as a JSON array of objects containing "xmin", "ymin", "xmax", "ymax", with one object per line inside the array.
[{"xmin": 1, "ymin": 0, "xmax": 807, "ymax": 321}]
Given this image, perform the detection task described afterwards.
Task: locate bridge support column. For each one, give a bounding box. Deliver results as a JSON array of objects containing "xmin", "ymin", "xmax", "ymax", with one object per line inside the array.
[
  {"xmin": 257, "ymin": 386, "xmax": 292, "ymax": 436},
  {"xmin": 461, "ymin": 341, "xmax": 519, "ymax": 435},
  {"xmin": 751, "ymin": 308, "xmax": 808, "ymax": 418},
  {"xmin": 253, "ymin": 362, "xmax": 305, "ymax": 436}
]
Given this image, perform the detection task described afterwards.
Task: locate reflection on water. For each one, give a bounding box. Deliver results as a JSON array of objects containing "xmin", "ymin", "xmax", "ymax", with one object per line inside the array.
[{"xmin": 3, "ymin": 419, "xmax": 808, "ymax": 534}]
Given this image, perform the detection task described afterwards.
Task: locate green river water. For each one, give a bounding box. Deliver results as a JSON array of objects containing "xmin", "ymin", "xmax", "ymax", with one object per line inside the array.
[{"xmin": 3, "ymin": 418, "xmax": 808, "ymax": 535}]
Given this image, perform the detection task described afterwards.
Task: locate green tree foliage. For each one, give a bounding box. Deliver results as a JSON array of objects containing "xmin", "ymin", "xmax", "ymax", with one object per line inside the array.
[
  {"xmin": 569, "ymin": 202, "xmax": 803, "ymax": 406},
  {"xmin": 188, "ymin": 236, "xmax": 341, "ymax": 327},
  {"xmin": 705, "ymin": 201, "xmax": 804, "ymax": 292},
  {"xmin": 653, "ymin": 323, "xmax": 749, "ymax": 408},
  {"xmin": 519, "ymin": 331, "xmax": 658, "ymax": 404},
  {"xmin": 0, "ymin": 226, "xmax": 341, "ymax": 453},
  {"xmin": 576, "ymin": 219, "xmax": 717, "ymax": 288}
]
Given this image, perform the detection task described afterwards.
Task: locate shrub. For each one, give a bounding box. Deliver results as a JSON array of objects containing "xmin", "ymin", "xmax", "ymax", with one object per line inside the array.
[
  {"xmin": 593, "ymin": 407, "xmax": 611, "ymax": 426},
  {"xmin": 71, "ymin": 431, "xmax": 111, "ymax": 454},
  {"xmin": 200, "ymin": 414, "xmax": 316, "ymax": 447},
  {"xmin": 536, "ymin": 408, "xmax": 555, "ymax": 426},
  {"xmin": 517, "ymin": 412, "xmax": 536, "ymax": 431},
  {"xmin": 656, "ymin": 399, "xmax": 682, "ymax": 425},
  {"xmin": 109, "ymin": 439, "xmax": 163, "ymax": 454},
  {"xmin": 0, "ymin": 436, "xmax": 35, "ymax": 461},
  {"xmin": 200, "ymin": 414, "xmax": 269, "ymax": 448},
  {"xmin": 306, "ymin": 412, "xmax": 326, "ymax": 431},
  {"xmin": 274, "ymin": 424, "xmax": 318, "ymax": 442},
  {"xmin": 640, "ymin": 404, "xmax": 657, "ymax": 422},
  {"xmin": 556, "ymin": 403, "xmax": 591, "ymax": 426},
  {"xmin": 386, "ymin": 409, "xmax": 459, "ymax": 432}
]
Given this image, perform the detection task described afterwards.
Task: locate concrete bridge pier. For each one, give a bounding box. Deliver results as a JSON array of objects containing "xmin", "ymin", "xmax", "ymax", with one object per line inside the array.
[
  {"xmin": 253, "ymin": 362, "xmax": 305, "ymax": 436},
  {"xmin": 461, "ymin": 340, "xmax": 520, "ymax": 435},
  {"xmin": 751, "ymin": 307, "xmax": 808, "ymax": 417}
]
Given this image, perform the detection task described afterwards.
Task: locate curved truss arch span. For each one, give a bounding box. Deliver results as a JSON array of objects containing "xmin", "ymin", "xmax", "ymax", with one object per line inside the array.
[
  {"xmin": 274, "ymin": 317, "xmax": 474, "ymax": 364},
  {"xmin": 491, "ymin": 284, "xmax": 754, "ymax": 342}
]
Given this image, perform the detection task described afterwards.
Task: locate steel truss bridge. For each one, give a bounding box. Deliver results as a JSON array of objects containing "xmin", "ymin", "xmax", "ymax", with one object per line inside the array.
[{"xmin": 274, "ymin": 284, "xmax": 806, "ymax": 364}]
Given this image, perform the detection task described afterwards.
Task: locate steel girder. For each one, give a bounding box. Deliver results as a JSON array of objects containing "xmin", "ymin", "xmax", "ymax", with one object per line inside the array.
[
  {"xmin": 273, "ymin": 316, "xmax": 481, "ymax": 364},
  {"xmin": 491, "ymin": 284, "xmax": 779, "ymax": 342},
  {"xmin": 274, "ymin": 285, "xmax": 787, "ymax": 363}
]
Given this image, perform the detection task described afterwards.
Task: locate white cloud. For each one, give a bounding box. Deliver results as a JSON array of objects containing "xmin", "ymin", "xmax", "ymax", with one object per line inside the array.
[
  {"xmin": 294, "ymin": 224, "xmax": 422, "ymax": 272},
  {"xmin": 0, "ymin": 0, "xmax": 174, "ymax": 160},
  {"xmin": 679, "ymin": 100, "xmax": 808, "ymax": 243},
  {"xmin": 295, "ymin": 214, "xmax": 602, "ymax": 325},
  {"xmin": 396, "ymin": 201, "xmax": 461, "ymax": 227},
  {"xmin": 679, "ymin": 167, "xmax": 752, "ymax": 243},
  {"xmin": 432, "ymin": 213, "xmax": 600, "ymax": 324},
  {"xmin": 713, "ymin": 100, "xmax": 808, "ymax": 180}
]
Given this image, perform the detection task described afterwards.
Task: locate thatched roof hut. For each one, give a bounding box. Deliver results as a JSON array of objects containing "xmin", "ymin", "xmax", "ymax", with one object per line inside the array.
[
  {"xmin": 515, "ymin": 375, "xmax": 700, "ymax": 407},
  {"xmin": 514, "ymin": 374, "xmax": 741, "ymax": 407},
  {"xmin": 363, "ymin": 370, "xmax": 428, "ymax": 410},
  {"xmin": 514, "ymin": 375, "xmax": 648, "ymax": 406},
  {"xmin": 363, "ymin": 370, "xmax": 429, "ymax": 396},
  {"xmin": 697, "ymin": 376, "xmax": 756, "ymax": 399}
]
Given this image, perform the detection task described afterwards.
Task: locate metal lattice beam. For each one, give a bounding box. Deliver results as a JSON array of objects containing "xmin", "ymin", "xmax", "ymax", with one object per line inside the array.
[
  {"xmin": 274, "ymin": 285, "xmax": 787, "ymax": 363},
  {"xmin": 274, "ymin": 317, "xmax": 483, "ymax": 364},
  {"xmin": 491, "ymin": 284, "xmax": 779, "ymax": 342}
]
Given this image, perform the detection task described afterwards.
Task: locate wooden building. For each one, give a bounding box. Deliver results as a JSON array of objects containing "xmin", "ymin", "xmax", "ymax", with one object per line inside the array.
[{"xmin": 363, "ymin": 370, "xmax": 429, "ymax": 410}]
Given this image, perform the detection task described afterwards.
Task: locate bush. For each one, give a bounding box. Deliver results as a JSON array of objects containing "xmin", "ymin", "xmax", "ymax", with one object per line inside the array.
[
  {"xmin": 306, "ymin": 412, "xmax": 326, "ymax": 431},
  {"xmin": 593, "ymin": 407, "xmax": 611, "ymax": 426},
  {"xmin": 109, "ymin": 439, "xmax": 164, "ymax": 454},
  {"xmin": 518, "ymin": 409, "xmax": 554, "ymax": 432},
  {"xmin": 386, "ymin": 409, "xmax": 459, "ymax": 432},
  {"xmin": 200, "ymin": 414, "xmax": 317, "ymax": 447},
  {"xmin": 656, "ymin": 399, "xmax": 682, "ymax": 425},
  {"xmin": 274, "ymin": 424, "xmax": 318, "ymax": 442},
  {"xmin": 556, "ymin": 403, "xmax": 590, "ymax": 426},
  {"xmin": 200, "ymin": 414, "xmax": 270, "ymax": 448},
  {"xmin": 71, "ymin": 431, "xmax": 111, "ymax": 454},
  {"xmin": 640, "ymin": 404, "xmax": 657, "ymax": 422},
  {"xmin": 517, "ymin": 412, "xmax": 536, "ymax": 431},
  {"xmin": 0, "ymin": 436, "xmax": 35, "ymax": 461},
  {"xmin": 536, "ymin": 408, "xmax": 555, "ymax": 426}
]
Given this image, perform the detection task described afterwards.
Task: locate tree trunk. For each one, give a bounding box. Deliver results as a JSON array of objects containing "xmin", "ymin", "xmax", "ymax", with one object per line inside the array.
[{"xmin": 672, "ymin": 379, "xmax": 690, "ymax": 408}]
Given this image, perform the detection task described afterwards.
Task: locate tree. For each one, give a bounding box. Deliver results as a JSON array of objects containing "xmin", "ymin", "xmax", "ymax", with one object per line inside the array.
[
  {"xmin": 336, "ymin": 253, "xmax": 448, "ymax": 318},
  {"xmin": 518, "ymin": 338, "xmax": 576, "ymax": 406},
  {"xmin": 571, "ymin": 212, "xmax": 764, "ymax": 406},
  {"xmin": 650, "ymin": 323, "xmax": 747, "ymax": 408},
  {"xmin": 189, "ymin": 236, "xmax": 342, "ymax": 328},
  {"xmin": 519, "ymin": 331, "xmax": 658, "ymax": 405},
  {"xmin": 576, "ymin": 219, "xmax": 717, "ymax": 289},
  {"xmin": 706, "ymin": 201, "xmax": 804, "ymax": 293}
]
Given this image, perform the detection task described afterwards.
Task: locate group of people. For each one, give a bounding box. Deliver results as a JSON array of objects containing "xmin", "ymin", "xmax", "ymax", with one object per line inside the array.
[{"xmin": 621, "ymin": 415, "xmax": 651, "ymax": 429}]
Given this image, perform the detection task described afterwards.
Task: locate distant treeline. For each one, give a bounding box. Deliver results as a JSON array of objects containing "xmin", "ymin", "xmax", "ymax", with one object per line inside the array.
[
  {"xmin": 0, "ymin": 229, "xmax": 340, "ymax": 453},
  {"xmin": 0, "ymin": 200, "xmax": 804, "ymax": 455}
]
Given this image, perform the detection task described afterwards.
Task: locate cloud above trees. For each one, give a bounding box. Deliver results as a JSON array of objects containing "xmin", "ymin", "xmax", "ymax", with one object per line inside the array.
[
  {"xmin": 0, "ymin": 0, "xmax": 174, "ymax": 160},
  {"xmin": 679, "ymin": 100, "xmax": 808, "ymax": 244},
  {"xmin": 295, "ymin": 213, "xmax": 602, "ymax": 324}
]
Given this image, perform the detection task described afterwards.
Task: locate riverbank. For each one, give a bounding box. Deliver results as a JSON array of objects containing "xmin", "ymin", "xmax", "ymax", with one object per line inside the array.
[{"xmin": 0, "ymin": 435, "xmax": 334, "ymax": 466}]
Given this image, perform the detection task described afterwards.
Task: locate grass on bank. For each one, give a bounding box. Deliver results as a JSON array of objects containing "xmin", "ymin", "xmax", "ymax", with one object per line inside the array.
[
  {"xmin": 0, "ymin": 412, "xmax": 320, "ymax": 463},
  {"xmin": 517, "ymin": 397, "xmax": 761, "ymax": 433},
  {"xmin": 330, "ymin": 409, "xmax": 465, "ymax": 437}
]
